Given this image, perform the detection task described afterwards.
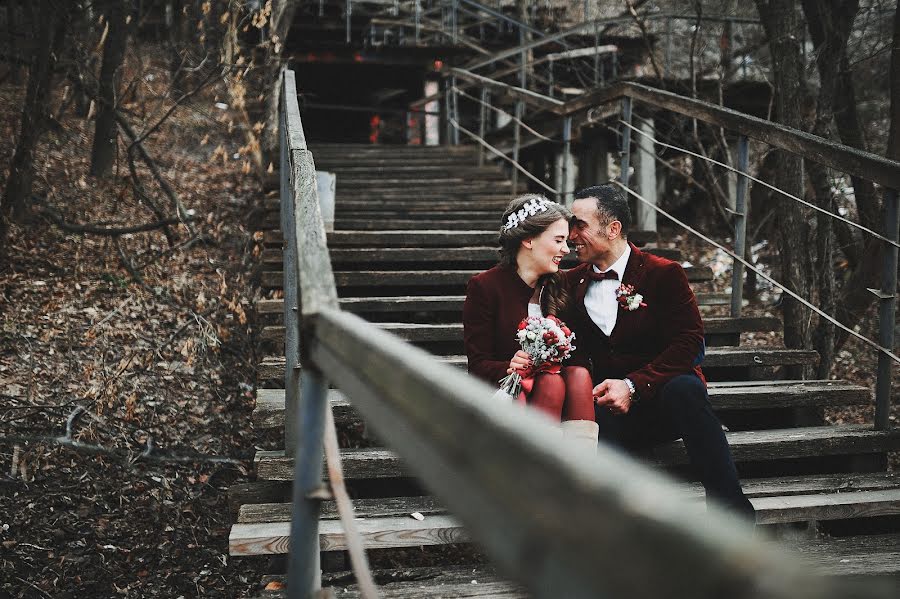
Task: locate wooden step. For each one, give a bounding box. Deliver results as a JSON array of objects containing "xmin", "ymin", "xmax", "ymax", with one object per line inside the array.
[
  {"xmin": 262, "ymin": 229, "xmax": 660, "ymax": 247},
  {"xmin": 252, "ymin": 424, "xmax": 899, "ymax": 481},
  {"xmin": 230, "ymin": 473, "xmax": 900, "ymax": 555},
  {"xmin": 260, "ymin": 246, "xmax": 685, "ymax": 266},
  {"xmin": 257, "ymin": 316, "xmax": 779, "ymax": 344},
  {"xmin": 255, "ymin": 291, "xmax": 728, "ymax": 317},
  {"xmin": 792, "ymin": 533, "xmax": 900, "ymax": 578},
  {"xmin": 255, "ymin": 348, "xmax": 819, "ymax": 380},
  {"xmin": 320, "ymin": 165, "xmax": 510, "ymax": 177},
  {"xmin": 259, "ymin": 266, "xmax": 714, "ymax": 289},
  {"xmin": 256, "ymin": 566, "xmax": 523, "ymax": 598},
  {"xmin": 251, "ymin": 380, "xmax": 867, "ymax": 429}
]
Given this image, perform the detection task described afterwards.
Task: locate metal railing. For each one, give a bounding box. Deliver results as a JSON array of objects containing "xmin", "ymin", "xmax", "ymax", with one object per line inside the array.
[
  {"xmin": 418, "ymin": 68, "xmax": 899, "ymax": 430},
  {"xmin": 277, "ymin": 67, "xmax": 896, "ymax": 599}
]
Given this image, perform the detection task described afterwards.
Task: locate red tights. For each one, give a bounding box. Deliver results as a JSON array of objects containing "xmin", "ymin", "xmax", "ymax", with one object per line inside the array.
[{"xmin": 527, "ymin": 366, "xmax": 595, "ymax": 422}]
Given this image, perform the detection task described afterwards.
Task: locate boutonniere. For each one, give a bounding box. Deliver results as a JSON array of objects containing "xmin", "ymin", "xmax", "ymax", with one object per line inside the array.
[{"xmin": 616, "ymin": 284, "xmax": 647, "ymax": 311}]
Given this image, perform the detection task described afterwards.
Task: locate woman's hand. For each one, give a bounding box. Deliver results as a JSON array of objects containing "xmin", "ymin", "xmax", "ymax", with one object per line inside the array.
[{"xmin": 507, "ymin": 350, "xmax": 531, "ymax": 374}]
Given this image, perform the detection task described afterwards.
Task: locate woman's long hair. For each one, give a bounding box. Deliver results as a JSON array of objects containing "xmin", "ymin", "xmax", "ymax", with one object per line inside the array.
[{"xmin": 498, "ymin": 194, "xmax": 572, "ymax": 316}]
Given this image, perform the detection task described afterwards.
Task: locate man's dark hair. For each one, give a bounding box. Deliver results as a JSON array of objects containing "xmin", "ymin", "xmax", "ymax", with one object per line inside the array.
[{"xmin": 574, "ymin": 183, "xmax": 631, "ymax": 235}]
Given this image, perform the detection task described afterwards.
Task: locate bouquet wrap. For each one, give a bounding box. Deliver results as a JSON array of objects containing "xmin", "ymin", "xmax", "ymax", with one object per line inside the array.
[{"xmin": 494, "ymin": 315, "xmax": 576, "ymax": 402}]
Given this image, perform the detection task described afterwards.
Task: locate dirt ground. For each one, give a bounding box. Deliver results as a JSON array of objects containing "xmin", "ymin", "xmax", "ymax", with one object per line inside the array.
[{"xmin": 0, "ymin": 67, "xmax": 270, "ymax": 596}]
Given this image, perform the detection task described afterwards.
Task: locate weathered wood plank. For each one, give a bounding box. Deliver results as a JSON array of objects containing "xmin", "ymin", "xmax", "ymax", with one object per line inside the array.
[
  {"xmin": 260, "ymin": 230, "xmax": 660, "ymax": 248},
  {"xmin": 561, "ymin": 82, "xmax": 900, "ymax": 189},
  {"xmin": 260, "ymin": 246, "xmax": 684, "ymax": 266},
  {"xmin": 252, "ymin": 424, "xmax": 900, "ymax": 481},
  {"xmin": 256, "ymin": 290, "xmax": 725, "ymax": 317},
  {"xmin": 256, "ymin": 348, "xmax": 819, "ymax": 381},
  {"xmin": 238, "ymin": 472, "xmax": 900, "ymax": 524},
  {"xmin": 260, "ymin": 566, "xmax": 526, "ymax": 599},
  {"xmin": 251, "ymin": 380, "xmax": 869, "ymax": 429},
  {"xmin": 260, "ymin": 265, "xmax": 713, "ymax": 288},
  {"xmin": 258, "ymin": 317, "xmax": 778, "ymax": 344},
  {"xmin": 791, "ymin": 534, "xmax": 900, "ymax": 578},
  {"xmin": 230, "ymin": 487, "xmax": 900, "ymax": 555}
]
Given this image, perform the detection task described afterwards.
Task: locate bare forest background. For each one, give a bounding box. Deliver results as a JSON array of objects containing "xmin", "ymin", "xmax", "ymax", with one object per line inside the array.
[{"xmin": 0, "ymin": 0, "xmax": 898, "ymax": 597}]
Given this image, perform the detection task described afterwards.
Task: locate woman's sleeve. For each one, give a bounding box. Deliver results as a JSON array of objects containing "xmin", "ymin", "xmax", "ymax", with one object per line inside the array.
[{"xmin": 462, "ymin": 276, "xmax": 510, "ymax": 384}]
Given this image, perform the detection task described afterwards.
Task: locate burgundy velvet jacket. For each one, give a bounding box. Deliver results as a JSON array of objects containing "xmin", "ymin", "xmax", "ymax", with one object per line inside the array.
[
  {"xmin": 561, "ymin": 242, "xmax": 706, "ymax": 402},
  {"xmin": 462, "ymin": 264, "xmax": 536, "ymax": 385}
]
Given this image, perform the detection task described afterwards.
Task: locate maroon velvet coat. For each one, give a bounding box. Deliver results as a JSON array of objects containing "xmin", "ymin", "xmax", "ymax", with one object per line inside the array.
[
  {"xmin": 462, "ymin": 264, "xmax": 536, "ymax": 385},
  {"xmin": 562, "ymin": 242, "xmax": 706, "ymax": 402}
]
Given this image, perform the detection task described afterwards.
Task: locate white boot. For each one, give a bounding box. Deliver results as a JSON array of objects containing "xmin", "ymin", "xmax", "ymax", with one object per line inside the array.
[{"xmin": 560, "ymin": 419, "xmax": 599, "ymax": 453}]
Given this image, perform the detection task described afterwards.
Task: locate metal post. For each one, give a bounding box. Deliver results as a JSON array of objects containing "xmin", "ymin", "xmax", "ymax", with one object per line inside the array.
[
  {"xmin": 451, "ymin": 0, "xmax": 458, "ymax": 44},
  {"xmin": 519, "ymin": 27, "xmax": 527, "ymax": 90},
  {"xmin": 583, "ymin": 0, "xmax": 589, "ymax": 22},
  {"xmin": 665, "ymin": 17, "xmax": 672, "ymax": 77},
  {"xmin": 319, "ymin": 0, "xmax": 324, "ymax": 17},
  {"xmin": 452, "ymin": 78, "xmax": 460, "ymax": 145},
  {"xmin": 415, "ymin": 0, "xmax": 421, "ymax": 43},
  {"xmin": 286, "ymin": 369, "xmax": 329, "ymax": 599},
  {"xmin": 874, "ymin": 188, "xmax": 899, "ymax": 430},
  {"xmin": 548, "ymin": 60, "xmax": 554, "ymax": 98},
  {"xmin": 442, "ymin": 78, "xmax": 451, "ymax": 145},
  {"xmin": 731, "ymin": 135, "xmax": 749, "ymax": 317},
  {"xmin": 593, "ymin": 22, "xmax": 600, "ymax": 86},
  {"xmin": 345, "ymin": 0, "xmax": 351, "ymax": 44},
  {"xmin": 478, "ymin": 88, "xmax": 489, "ymax": 165},
  {"xmin": 561, "ymin": 116, "xmax": 572, "ymax": 205},
  {"xmin": 512, "ymin": 99, "xmax": 523, "ymax": 190},
  {"xmin": 619, "ymin": 97, "xmax": 632, "ymax": 187},
  {"xmin": 612, "ymin": 51, "xmax": 619, "ymax": 79}
]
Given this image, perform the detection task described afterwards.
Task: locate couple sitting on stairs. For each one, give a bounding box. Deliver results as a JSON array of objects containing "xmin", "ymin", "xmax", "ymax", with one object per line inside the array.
[{"xmin": 463, "ymin": 182, "xmax": 755, "ymax": 520}]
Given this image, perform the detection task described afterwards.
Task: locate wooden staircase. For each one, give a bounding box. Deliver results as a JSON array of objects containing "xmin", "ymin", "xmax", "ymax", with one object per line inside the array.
[{"xmin": 233, "ymin": 143, "xmax": 900, "ymax": 596}]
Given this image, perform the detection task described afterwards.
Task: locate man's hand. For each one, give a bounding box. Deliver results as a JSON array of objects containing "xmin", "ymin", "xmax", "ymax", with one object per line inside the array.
[
  {"xmin": 593, "ymin": 379, "xmax": 633, "ymax": 415},
  {"xmin": 508, "ymin": 350, "xmax": 531, "ymax": 374}
]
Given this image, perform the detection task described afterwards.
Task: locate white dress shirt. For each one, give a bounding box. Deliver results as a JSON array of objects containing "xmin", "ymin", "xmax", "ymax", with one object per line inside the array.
[{"xmin": 584, "ymin": 244, "xmax": 631, "ymax": 336}]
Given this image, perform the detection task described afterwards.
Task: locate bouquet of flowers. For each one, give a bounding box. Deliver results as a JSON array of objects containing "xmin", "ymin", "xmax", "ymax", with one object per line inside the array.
[{"xmin": 493, "ymin": 314, "xmax": 577, "ymax": 402}]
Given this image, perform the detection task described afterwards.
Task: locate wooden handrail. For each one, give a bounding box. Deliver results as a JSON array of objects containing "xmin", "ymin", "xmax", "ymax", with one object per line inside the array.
[
  {"xmin": 307, "ymin": 307, "xmax": 885, "ymax": 599},
  {"xmin": 555, "ymin": 82, "xmax": 900, "ymax": 190}
]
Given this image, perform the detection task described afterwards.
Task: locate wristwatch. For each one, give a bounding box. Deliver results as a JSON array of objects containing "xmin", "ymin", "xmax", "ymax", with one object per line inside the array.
[{"xmin": 623, "ymin": 378, "xmax": 637, "ymax": 401}]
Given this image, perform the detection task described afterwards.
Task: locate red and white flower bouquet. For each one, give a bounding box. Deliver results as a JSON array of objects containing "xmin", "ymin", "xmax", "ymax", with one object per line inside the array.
[{"xmin": 493, "ymin": 315, "xmax": 577, "ymax": 402}]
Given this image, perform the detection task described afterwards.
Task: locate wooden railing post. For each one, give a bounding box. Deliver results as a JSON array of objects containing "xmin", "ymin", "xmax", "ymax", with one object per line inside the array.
[
  {"xmin": 730, "ymin": 135, "xmax": 749, "ymax": 317},
  {"xmin": 619, "ymin": 96, "xmax": 632, "ymax": 187},
  {"xmin": 875, "ymin": 187, "xmax": 899, "ymax": 430}
]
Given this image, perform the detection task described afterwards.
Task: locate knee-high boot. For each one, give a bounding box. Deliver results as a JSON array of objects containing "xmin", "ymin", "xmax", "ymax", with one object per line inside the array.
[{"xmin": 560, "ymin": 419, "xmax": 599, "ymax": 453}]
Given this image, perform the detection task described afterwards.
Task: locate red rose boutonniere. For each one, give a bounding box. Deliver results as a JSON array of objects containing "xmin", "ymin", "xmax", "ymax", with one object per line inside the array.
[{"xmin": 616, "ymin": 284, "xmax": 647, "ymax": 311}]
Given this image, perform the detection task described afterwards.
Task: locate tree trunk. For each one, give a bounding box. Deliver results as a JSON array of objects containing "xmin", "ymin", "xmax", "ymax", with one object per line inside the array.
[
  {"xmin": 801, "ymin": 0, "xmax": 859, "ymax": 377},
  {"xmin": 90, "ymin": 0, "xmax": 130, "ymax": 178},
  {"xmin": 5, "ymin": 0, "xmax": 22, "ymax": 84},
  {"xmin": 832, "ymin": 5, "xmax": 899, "ymax": 350},
  {"xmin": 0, "ymin": 0, "xmax": 72, "ymax": 256},
  {"xmin": 753, "ymin": 0, "xmax": 813, "ymax": 355}
]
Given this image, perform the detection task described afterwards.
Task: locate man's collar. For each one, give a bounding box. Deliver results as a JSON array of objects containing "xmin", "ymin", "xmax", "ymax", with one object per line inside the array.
[{"xmin": 592, "ymin": 243, "xmax": 631, "ymax": 276}]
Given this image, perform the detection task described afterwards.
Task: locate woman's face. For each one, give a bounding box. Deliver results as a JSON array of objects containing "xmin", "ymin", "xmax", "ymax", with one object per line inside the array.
[{"xmin": 522, "ymin": 217, "xmax": 571, "ymax": 275}]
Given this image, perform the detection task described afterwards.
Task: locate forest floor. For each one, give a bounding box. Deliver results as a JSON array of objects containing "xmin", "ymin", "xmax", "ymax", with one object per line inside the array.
[
  {"xmin": 0, "ymin": 66, "xmax": 270, "ymax": 596},
  {"xmin": 1, "ymin": 59, "xmax": 897, "ymax": 598}
]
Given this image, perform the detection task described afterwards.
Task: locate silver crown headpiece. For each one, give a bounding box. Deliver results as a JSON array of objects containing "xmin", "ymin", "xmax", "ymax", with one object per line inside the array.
[{"xmin": 503, "ymin": 198, "xmax": 552, "ymax": 231}]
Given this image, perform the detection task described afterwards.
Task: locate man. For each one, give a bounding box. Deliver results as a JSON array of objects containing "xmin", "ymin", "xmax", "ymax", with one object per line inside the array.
[{"xmin": 565, "ymin": 183, "xmax": 754, "ymax": 518}]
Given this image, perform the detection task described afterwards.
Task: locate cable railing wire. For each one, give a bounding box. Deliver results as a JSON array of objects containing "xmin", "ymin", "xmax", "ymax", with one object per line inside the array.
[
  {"xmin": 620, "ymin": 117, "xmax": 900, "ymax": 249},
  {"xmin": 613, "ymin": 181, "xmax": 900, "ymax": 364},
  {"xmin": 450, "ymin": 117, "xmax": 558, "ymax": 194},
  {"xmin": 452, "ymin": 85, "xmax": 561, "ymax": 143}
]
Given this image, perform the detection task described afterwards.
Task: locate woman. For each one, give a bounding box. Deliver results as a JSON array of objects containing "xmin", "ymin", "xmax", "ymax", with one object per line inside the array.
[{"xmin": 463, "ymin": 194, "xmax": 598, "ymax": 450}]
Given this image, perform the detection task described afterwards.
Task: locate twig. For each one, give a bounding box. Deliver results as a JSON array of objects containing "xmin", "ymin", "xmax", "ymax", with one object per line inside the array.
[
  {"xmin": 36, "ymin": 198, "xmax": 195, "ymax": 235},
  {"xmin": 13, "ymin": 577, "xmax": 51, "ymax": 599},
  {"xmin": 625, "ymin": 0, "xmax": 663, "ymax": 81},
  {"xmin": 115, "ymin": 111, "xmax": 197, "ymax": 236},
  {"xmin": 1, "ymin": 406, "xmax": 244, "ymax": 466},
  {"xmin": 113, "ymin": 236, "xmax": 149, "ymax": 287},
  {"xmin": 127, "ymin": 149, "xmax": 175, "ymax": 246}
]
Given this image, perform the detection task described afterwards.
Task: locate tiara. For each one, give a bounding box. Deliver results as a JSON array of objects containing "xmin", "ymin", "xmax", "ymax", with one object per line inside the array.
[{"xmin": 503, "ymin": 198, "xmax": 551, "ymax": 230}]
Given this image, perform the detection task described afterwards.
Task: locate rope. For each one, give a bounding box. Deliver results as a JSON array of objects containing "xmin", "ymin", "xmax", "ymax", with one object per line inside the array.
[
  {"xmin": 322, "ymin": 406, "xmax": 380, "ymax": 598},
  {"xmin": 620, "ymin": 118, "xmax": 900, "ymax": 249},
  {"xmin": 613, "ymin": 181, "xmax": 900, "ymax": 364},
  {"xmin": 449, "ymin": 117, "xmax": 559, "ymax": 195}
]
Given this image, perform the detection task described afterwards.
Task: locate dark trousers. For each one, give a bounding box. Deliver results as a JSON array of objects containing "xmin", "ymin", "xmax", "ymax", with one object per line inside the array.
[{"xmin": 595, "ymin": 374, "xmax": 755, "ymax": 520}]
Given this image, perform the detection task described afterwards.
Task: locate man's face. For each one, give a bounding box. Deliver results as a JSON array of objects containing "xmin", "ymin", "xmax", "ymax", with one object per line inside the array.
[{"xmin": 569, "ymin": 197, "xmax": 613, "ymax": 264}]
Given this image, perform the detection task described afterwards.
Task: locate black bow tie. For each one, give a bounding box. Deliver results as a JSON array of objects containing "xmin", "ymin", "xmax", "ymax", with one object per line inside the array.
[{"xmin": 588, "ymin": 269, "xmax": 619, "ymax": 283}]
